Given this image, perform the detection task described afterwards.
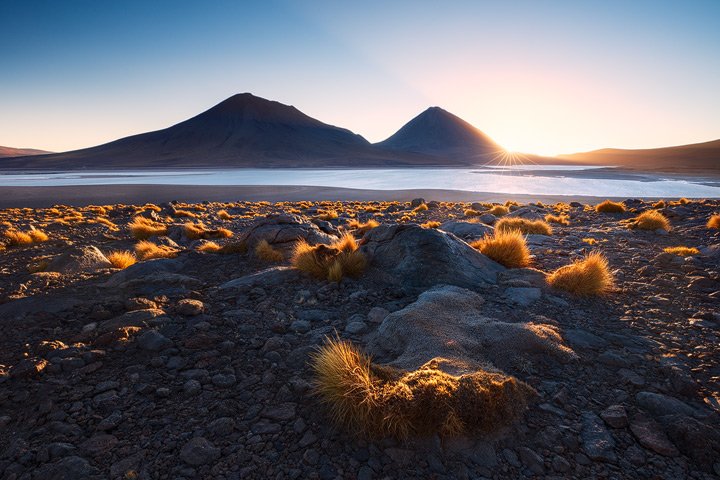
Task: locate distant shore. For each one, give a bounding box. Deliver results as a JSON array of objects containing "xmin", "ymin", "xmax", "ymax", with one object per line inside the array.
[{"xmin": 0, "ymin": 184, "xmax": 693, "ymax": 208}]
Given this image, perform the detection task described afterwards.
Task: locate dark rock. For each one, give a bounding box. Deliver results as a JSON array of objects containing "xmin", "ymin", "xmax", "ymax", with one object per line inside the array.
[
  {"xmin": 180, "ymin": 437, "xmax": 220, "ymax": 466},
  {"xmin": 580, "ymin": 412, "xmax": 617, "ymax": 462}
]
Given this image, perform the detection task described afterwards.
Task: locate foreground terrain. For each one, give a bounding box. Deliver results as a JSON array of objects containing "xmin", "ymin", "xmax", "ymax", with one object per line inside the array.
[{"xmin": 1, "ymin": 197, "xmax": 719, "ymax": 479}]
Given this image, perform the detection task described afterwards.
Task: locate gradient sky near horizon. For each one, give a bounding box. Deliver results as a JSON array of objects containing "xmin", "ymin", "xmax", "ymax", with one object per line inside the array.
[{"xmin": 1, "ymin": 0, "xmax": 719, "ymax": 156}]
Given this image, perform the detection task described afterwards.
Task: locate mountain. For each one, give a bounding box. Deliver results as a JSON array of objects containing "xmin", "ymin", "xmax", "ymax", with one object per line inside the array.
[
  {"xmin": 376, "ymin": 107, "xmax": 502, "ymax": 162},
  {"xmin": 2, "ymin": 93, "xmax": 440, "ymax": 169},
  {"xmin": 0, "ymin": 146, "xmax": 52, "ymax": 157},
  {"xmin": 559, "ymin": 139, "xmax": 720, "ymax": 172}
]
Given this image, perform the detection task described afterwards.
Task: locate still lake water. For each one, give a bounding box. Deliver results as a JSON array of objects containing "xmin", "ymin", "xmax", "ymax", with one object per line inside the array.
[{"xmin": 2, "ymin": 166, "xmax": 720, "ymax": 198}]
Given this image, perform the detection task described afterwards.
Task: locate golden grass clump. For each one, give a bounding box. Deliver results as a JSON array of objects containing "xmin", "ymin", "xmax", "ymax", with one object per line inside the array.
[
  {"xmin": 3, "ymin": 230, "xmax": 34, "ymax": 246},
  {"xmin": 255, "ymin": 240, "xmax": 284, "ymax": 262},
  {"xmin": 28, "ymin": 228, "xmax": 49, "ymax": 242},
  {"xmin": 107, "ymin": 250, "xmax": 137, "ymax": 269},
  {"xmin": 707, "ymin": 215, "xmax": 720, "ymax": 229},
  {"xmin": 128, "ymin": 217, "xmax": 168, "ymax": 240},
  {"xmin": 421, "ymin": 221, "xmax": 441, "ymax": 229},
  {"xmin": 582, "ymin": 238, "xmax": 597, "ymax": 245},
  {"xmin": 487, "ymin": 205, "xmax": 509, "ymax": 217},
  {"xmin": 652, "ymin": 200, "xmax": 667, "ymax": 209},
  {"xmin": 217, "ymin": 209, "xmax": 233, "ymax": 220},
  {"xmin": 413, "ymin": 203, "xmax": 428, "ymax": 212},
  {"xmin": 347, "ymin": 219, "xmax": 379, "ymax": 234},
  {"xmin": 317, "ymin": 210, "xmax": 339, "ymax": 221},
  {"xmin": 628, "ymin": 210, "xmax": 671, "ymax": 231},
  {"xmin": 595, "ymin": 200, "xmax": 626, "ymax": 213},
  {"xmin": 197, "ymin": 241, "xmax": 222, "ymax": 253},
  {"xmin": 546, "ymin": 251, "xmax": 614, "ymax": 296},
  {"xmin": 311, "ymin": 338, "xmax": 534, "ymax": 438},
  {"xmin": 183, "ymin": 222, "xmax": 233, "ymax": 240},
  {"xmin": 135, "ymin": 241, "xmax": 178, "ymax": 260},
  {"xmin": 544, "ymin": 214, "xmax": 569, "ymax": 225},
  {"xmin": 292, "ymin": 233, "xmax": 365, "ymax": 282},
  {"xmin": 172, "ymin": 209, "xmax": 197, "ymax": 218},
  {"xmin": 470, "ymin": 229, "xmax": 530, "ymax": 268},
  {"xmin": 464, "ymin": 209, "xmax": 481, "ymax": 217},
  {"xmin": 495, "ymin": 217, "xmax": 552, "ymax": 235},
  {"xmin": 94, "ymin": 217, "xmax": 118, "ymax": 230},
  {"xmin": 664, "ymin": 246, "xmax": 700, "ymax": 256}
]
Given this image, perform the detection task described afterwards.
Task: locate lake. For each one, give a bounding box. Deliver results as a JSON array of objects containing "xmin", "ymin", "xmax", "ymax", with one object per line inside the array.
[{"xmin": 2, "ymin": 166, "xmax": 720, "ymax": 198}]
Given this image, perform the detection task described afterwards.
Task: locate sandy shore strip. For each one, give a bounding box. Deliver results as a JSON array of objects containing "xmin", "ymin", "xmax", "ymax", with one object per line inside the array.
[{"xmin": 0, "ymin": 184, "xmax": 679, "ymax": 208}]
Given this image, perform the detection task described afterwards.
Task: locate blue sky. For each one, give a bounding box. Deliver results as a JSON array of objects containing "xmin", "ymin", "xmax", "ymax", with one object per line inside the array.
[{"xmin": 1, "ymin": 0, "xmax": 719, "ymax": 155}]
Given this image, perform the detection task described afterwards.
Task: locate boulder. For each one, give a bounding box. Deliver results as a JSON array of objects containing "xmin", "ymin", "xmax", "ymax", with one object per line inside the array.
[
  {"xmin": 47, "ymin": 246, "xmax": 111, "ymax": 274},
  {"xmin": 506, "ymin": 206, "xmax": 546, "ymax": 220},
  {"xmin": 220, "ymin": 266, "xmax": 302, "ymax": 290},
  {"xmin": 238, "ymin": 214, "xmax": 336, "ymax": 248},
  {"xmin": 103, "ymin": 258, "xmax": 185, "ymax": 288},
  {"xmin": 360, "ymin": 225, "xmax": 504, "ymax": 291},
  {"xmin": 439, "ymin": 221, "xmax": 494, "ymax": 239},
  {"xmin": 366, "ymin": 285, "xmax": 576, "ymax": 372}
]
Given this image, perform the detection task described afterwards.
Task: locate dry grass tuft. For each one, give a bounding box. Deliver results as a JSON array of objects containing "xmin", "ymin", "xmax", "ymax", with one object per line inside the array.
[
  {"xmin": 184, "ymin": 222, "xmax": 233, "ymax": 240},
  {"xmin": 172, "ymin": 209, "xmax": 197, "ymax": 218},
  {"xmin": 495, "ymin": 217, "xmax": 552, "ymax": 235},
  {"xmin": 464, "ymin": 209, "xmax": 481, "ymax": 217},
  {"xmin": 652, "ymin": 200, "xmax": 667, "ymax": 209},
  {"xmin": 3, "ymin": 230, "xmax": 34, "ymax": 246},
  {"xmin": 107, "ymin": 250, "xmax": 137, "ymax": 269},
  {"xmin": 413, "ymin": 203, "xmax": 429, "ymax": 212},
  {"xmin": 664, "ymin": 246, "xmax": 699, "ymax": 256},
  {"xmin": 547, "ymin": 251, "xmax": 614, "ymax": 296},
  {"xmin": 217, "ymin": 209, "xmax": 233, "ymax": 220},
  {"xmin": 128, "ymin": 217, "xmax": 168, "ymax": 240},
  {"xmin": 28, "ymin": 228, "xmax": 49, "ymax": 242},
  {"xmin": 347, "ymin": 219, "xmax": 379, "ymax": 234},
  {"xmin": 487, "ymin": 205, "xmax": 510, "ymax": 217},
  {"xmin": 197, "ymin": 241, "xmax": 222, "ymax": 253},
  {"xmin": 292, "ymin": 233, "xmax": 365, "ymax": 282},
  {"xmin": 707, "ymin": 214, "xmax": 720, "ymax": 229},
  {"xmin": 544, "ymin": 214, "xmax": 569, "ymax": 225},
  {"xmin": 311, "ymin": 338, "xmax": 534, "ymax": 438},
  {"xmin": 317, "ymin": 210, "xmax": 339, "ymax": 221},
  {"xmin": 135, "ymin": 241, "xmax": 178, "ymax": 260},
  {"xmin": 421, "ymin": 221, "xmax": 441, "ymax": 229},
  {"xmin": 595, "ymin": 200, "xmax": 626, "ymax": 213},
  {"xmin": 628, "ymin": 210, "xmax": 671, "ymax": 231},
  {"xmin": 470, "ymin": 229, "xmax": 530, "ymax": 268},
  {"xmin": 582, "ymin": 238, "xmax": 597, "ymax": 245},
  {"xmin": 255, "ymin": 240, "xmax": 284, "ymax": 262}
]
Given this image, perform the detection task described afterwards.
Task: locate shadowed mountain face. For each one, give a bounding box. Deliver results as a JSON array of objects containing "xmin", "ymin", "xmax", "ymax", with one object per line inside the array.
[
  {"xmin": 0, "ymin": 146, "xmax": 52, "ymax": 158},
  {"xmin": 3, "ymin": 94, "xmax": 443, "ymax": 168},
  {"xmin": 560, "ymin": 139, "xmax": 720, "ymax": 172},
  {"xmin": 376, "ymin": 107, "xmax": 502, "ymax": 162}
]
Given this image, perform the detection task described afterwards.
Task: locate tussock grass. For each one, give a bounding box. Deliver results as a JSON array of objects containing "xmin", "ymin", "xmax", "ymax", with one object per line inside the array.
[
  {"xmin": 217, "ymin": 209, "xmax": 233, "ymax": 220},
  {"xmin": 197, "ymin": 241, "xmax": 221, "ymax": 253},
  {"xmin": 487, "ymin": 205, "xmax": 509, "ymax": 217},
  {"xmin": 664, "ymin": 246, "xmax": 699, "ymax": 256},
  {"xmin": 495, "ymin": 217, "xmax": 552, "ymax": 235},
  {"xmin": 3, "ymin": 230, "xmax": 34, "ymax": 246},
  {"xmin": 652, "ymin": 200, "xmax": 667, "ymax": 209},
  {"xmin": 28, "ymin": 228, "xmax": 49, "ymax": 242},
  {"xmin": 94, "ymin": 217, "xmax": 118, "ymax": 230},
  {"xmin": 255, "ymin": 240, "xmax": 284, "ymax": 262},
  {"xmin": 311, "ymin": 338, "xmax": 534, "ymax": 438},
  {"xmin": 317, "ymin": 210, "xmax": 339, "ymax": 221},
  {"xmin": 183, "ymin": 222, "xmax": 233, "ymax": 240},
  {"xmin": 595, "ymin": 200, "xmax": 626, "ymax": 213},
  {"xmin": 128, "ymin": 217, "xmax": 168, "ymax": 240},
  {"xmin": 707, "ymin": 215, "xmax": 720, "ymax": 229},
  {"xmin": 464, "ymin": 209, "xmax": 481, "ymax": 217},
  {"xmin": 628, "ymin": 210, "xmax": 671, "ymax": 231},
  {"xmin": 28, "ymin": 259, "xmax": 49, "ymax": 273},
  {"xmin": 582, "ymin": 238, "xmax": 597, "ymax": 245},
  {"xmin": 347, "ymin": 219, "xmax": 379, "ymax": 234},
  {"xmin": 471, "ymin": 229, "xmax": 530, "ymax": 268},
  {"xmin": 547, "ymin": 251, "xmax": 614, "ymax": 296},
  {"xmin": 292, "ymin": 233, "xmax": 365, "ymax": 282},
  {"xmin": 421, "ymin": 221, "xmax": 441, "ymax": 229},
  {"xmin": 544, "ymin": 214, "xmax": 569, "ymax": 225},
  {"xmin": 107, "ymin": 250, "xmax": 137, "ymax": 269},
  {"xmin": 135, "ymin": 241, "xmax": 178, "ymax": 260},
  {"xmin": 413, "ymin": 203, "xmax": 428, "ymax": 212},
  {"xmin": 172, "ymin": 209, "xmax": 197, "ymax": 218}
]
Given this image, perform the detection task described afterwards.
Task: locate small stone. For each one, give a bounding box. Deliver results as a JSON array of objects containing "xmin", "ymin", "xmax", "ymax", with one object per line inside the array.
[
  {"xmin": 180, "ymin": 437, "xmax": 220, "ymax": 466},
  {"xmin": 207, "ymin": 417, "xmax": 235, "ymax": 436},
  {"xmin": 183, "ymin": 379, "xmax": 202, "ymax": 395},
  {"xmin": 303, "ymin": 448, "xmax": 320, "ymax": 465},
  {"xmin": 290, "ymin": 320, "xmax": 311, "ymax": 333},
  {"xmin": 97, "ymin": 411, "xmax": 123, "ymax": 430},
  {"xmin": 636, "ymin": 391, "xmax": 695, "ymax": 417},
  {"xmin": 580, "ymin": 412, "xmax": 617, "ymax": 462},
  {"xmin": 600, "ymin": 405, "xmax": 628, "ymax": 428},
  {"xmin": 504, "ymin": 287, "xmax": 542, "ymax": 306},
  {"xmin": 177, "ymin": 299, "xmax": 205, "ymax": 316},
  {"xmin": 262, "ymin": 403, "xmax": 296, "ymax": 421},
  {"xmin": 367, "ymin": 307, "xmax": 389, "ymax": 324},
  {"xmin": 137, "ymin": 330, "xmax": 173, "ymax": 351},
  {"xmin": 345, "ymin": 321, "xmax": 368, "ymax": 334},
  {"xmin": 155, "ymin": 387, "xmax": 171, "ymax": 397},
  {"xmin": 517, "ymin": 446, "xmax": 545, "ymax": 474},
  {"xmin": 551, "ymin": 455, "xmax": 571, "ymax": 472},
  {"xmin": 211, "ymin": 373, "xmax": 236, "ymax": 388},
  {"xmin": 630, "ymin": 415, "xmax": 679, "ymax": 457}
]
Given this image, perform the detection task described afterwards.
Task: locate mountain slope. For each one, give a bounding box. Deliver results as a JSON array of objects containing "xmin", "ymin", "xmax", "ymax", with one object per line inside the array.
[
  {"xmin": 376, "ymin": 107, "xmax": 503, "ymax": 162},
  {"xmin": 559, "ymin": 139, "xmax": 720, "ymax": 172},
  {"xmin": 0, "ymin": 146, "xmax": 52, "ymax": 157},
  {"xmin": 3, "ymin": 94, "xmax": 439, "ymax": 169}
]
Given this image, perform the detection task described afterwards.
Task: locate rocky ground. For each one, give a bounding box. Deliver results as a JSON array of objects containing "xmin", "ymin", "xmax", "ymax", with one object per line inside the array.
[{"xmin": 0, "ymin": 198, "xmax": 719, "ymax": 480}]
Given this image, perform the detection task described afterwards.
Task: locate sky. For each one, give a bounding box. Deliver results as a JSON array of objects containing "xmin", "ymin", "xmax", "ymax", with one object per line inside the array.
[{"xmin": 1, "ymin": 0, "xmax": 719, "ymax": 156}]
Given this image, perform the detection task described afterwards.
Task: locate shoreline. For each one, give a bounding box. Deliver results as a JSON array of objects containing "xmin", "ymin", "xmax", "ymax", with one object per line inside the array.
[{"xmin": 0, "ymin": 184, "xmax": 704, "ymax": 208}]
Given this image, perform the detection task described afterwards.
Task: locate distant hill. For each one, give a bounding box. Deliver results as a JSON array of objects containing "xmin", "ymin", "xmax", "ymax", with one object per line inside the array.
[
  {"xmin": 559, "ymin": 139, "xmax": 720, "ymax": 172},
  {"xmin": 3, "ymin": 94, "xmax": 444, "ymax": 169},
  {"xmin": 376, "ymin": 107, "xmax": 502, "ymax": 162},
  {"xmin": 0, "ymin": 146, "xmax": 52, "ymax": 158}
]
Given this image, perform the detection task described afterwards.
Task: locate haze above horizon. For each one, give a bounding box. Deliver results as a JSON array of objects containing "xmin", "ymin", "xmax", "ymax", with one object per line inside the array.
[{"xmin": 1, "ymin": 0, "xmax": 719, "ymax": 156}]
